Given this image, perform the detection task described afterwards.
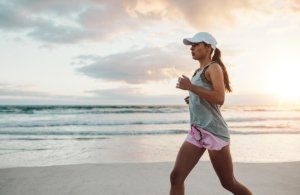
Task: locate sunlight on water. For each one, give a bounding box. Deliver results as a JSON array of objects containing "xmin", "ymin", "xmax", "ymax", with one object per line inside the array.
[{"xmin": 0, "ymin": 105, "xmax": 299, "ymax": 168}]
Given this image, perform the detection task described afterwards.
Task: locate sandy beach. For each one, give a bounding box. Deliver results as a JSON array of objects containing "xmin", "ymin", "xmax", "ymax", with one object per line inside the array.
[{"xmin": 0, "ymin": 161, "xmax": 299, "ymax": 195}]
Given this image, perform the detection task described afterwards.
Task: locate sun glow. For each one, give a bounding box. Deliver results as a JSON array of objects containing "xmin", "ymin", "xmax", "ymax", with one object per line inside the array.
[{"xmin": 267, "ymin": 61, "xmax": 300, "ymax": 104}]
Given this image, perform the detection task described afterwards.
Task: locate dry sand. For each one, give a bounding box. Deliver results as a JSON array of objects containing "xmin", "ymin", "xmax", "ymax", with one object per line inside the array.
[{"xmin": 0, "ymin": 161, "xmax": 299, "ymax": 195}]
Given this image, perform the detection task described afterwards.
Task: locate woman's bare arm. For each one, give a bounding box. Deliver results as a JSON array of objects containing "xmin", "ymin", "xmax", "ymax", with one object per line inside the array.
[{"xmin": 176, "ymin": 63, "xmax": 225, "ymax": 105}]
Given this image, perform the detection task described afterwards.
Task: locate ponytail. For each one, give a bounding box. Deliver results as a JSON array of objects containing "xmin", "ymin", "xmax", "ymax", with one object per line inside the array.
[{"xmin": 212, "ymin": 48, "xmax": 232, "ymax": 92}]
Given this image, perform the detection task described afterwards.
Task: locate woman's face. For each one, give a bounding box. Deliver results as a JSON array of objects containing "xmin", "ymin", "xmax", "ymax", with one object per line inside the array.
[{"xmin": 190, "ymin": 42, "xmax": 211, "ymax": 60}]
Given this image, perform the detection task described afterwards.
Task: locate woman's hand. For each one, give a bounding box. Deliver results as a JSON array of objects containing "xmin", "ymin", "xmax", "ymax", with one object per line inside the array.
[
  {"xmin": 184, "ymin": 96, "xmax": 189, "ymax": 104},
  {"xmin": 176, "ymin": 75, "xmax": 192, "ymax": 91}
]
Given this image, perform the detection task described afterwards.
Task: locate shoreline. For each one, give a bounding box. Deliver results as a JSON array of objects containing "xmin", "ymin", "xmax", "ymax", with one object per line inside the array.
[
  {"xmin": 1, "ymin": 159, "xmax": 300, "ymax": 170},
  {"xmin": 1, "ymin": 161, "xmax": 299, "ymax": 195},
  {"xmin": 1, "ymin": 133, "xmax": 300, "ymax": 169}
]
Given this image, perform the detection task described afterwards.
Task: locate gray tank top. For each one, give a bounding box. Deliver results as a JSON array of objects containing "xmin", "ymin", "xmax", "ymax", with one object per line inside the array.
[{"xmin": 188, "ymin": 62, "xmax": 230, "ymax": 142}]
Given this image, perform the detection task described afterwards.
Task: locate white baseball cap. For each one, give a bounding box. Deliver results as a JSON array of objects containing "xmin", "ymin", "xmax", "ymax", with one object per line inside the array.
[{"xmin": 183, "ymin": 32, "xmax": 217, "ymax": 50}]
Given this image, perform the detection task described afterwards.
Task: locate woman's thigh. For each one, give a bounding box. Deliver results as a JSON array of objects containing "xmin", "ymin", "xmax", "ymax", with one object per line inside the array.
[
  {"xmin": 171, "ymin": 141, "xmax": 206, "ymax": 180},
  {"xmin": 208, "ymin": 145, "xmax": 235, "ymax": 182}
]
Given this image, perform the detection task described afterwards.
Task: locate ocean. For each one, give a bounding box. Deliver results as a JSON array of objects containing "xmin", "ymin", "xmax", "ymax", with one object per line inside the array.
[{"xmin": 0, "ymin": 105, "xmax": 300, "ymax": 168}]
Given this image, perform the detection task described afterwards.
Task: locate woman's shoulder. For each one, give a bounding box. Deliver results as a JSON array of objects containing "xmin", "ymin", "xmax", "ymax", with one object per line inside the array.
[{"xmin": 206, "ymin": 62, "xmax": 222, "ymax": 73}]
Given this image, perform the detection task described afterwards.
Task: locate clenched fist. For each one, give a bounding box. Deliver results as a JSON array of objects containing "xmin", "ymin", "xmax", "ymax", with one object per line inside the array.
[{"xmin": 176, "ymin": 75, "xmax": 192, "ymax": 91}]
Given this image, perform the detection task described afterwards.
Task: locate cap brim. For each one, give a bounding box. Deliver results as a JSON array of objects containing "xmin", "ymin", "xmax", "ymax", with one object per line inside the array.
[{"xmin": 183, "ymin": 38, "xmax": 195, "ymax": 45}]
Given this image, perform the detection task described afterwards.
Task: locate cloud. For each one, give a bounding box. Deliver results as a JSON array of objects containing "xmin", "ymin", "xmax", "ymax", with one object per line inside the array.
[
  {"xmin": 0, "ymin": 85, "xmax": 183, "ymax": 105},
  {"xmin": 27, "ymin": 21, "xmax": 85, "ymax": 43},
  {"xmin": 0, "ymin": 87, "xmax": 53, "ymax": 97},
  {"xmin": 0, "ymin": 85, "xmax": 282, "ymax": 105},
  {"xmin": 85, "ymin": 86, "xmax": 184, "ymax": 104},
  {"xmin": 2, "ymin": 0, "xmax": 299, "ymax": 44},
  {"xmin": 86, "ymin": 87, "xmax": 144, "ymax": 100},
  {"xmin": 75, "ymin": 44, "xmax": 193, "ymax": 84},
  {"xmin": 0, "ymin": 0, "xmax": 156, "ymax": 43},
  {"xmin": 0, "ymin": 2, "xmax": 32, "ymax": 30},
  {"xmin": 74, "ymin": 40, "xmax": 240, "ymax": 84},
  {"xmin": 165, "ymin": 0, "xmax": 300, "ymax": 29},
  {"xmin": 0, "ymin": 84, "xmax": 92, "ymax": 105},
  {"xmin": 0, "ymin": 0, "xmax": 85, "ymax": 43},
  {"xmin": 168, "ymin": 0, "xmax": 252, "ymax": 29},
  {"xmin": 288, "ymin": 0, "xmax": 300, "ymax": 11}
]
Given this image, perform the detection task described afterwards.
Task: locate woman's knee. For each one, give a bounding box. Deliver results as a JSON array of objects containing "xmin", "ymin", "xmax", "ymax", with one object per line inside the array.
[
  {"xmin": 220, "ymin": 178, "xmax": 236, "ymax": 191},
  {"xmin": 170, "ymin": 170, "xmax": 184, "ymax": 186}
]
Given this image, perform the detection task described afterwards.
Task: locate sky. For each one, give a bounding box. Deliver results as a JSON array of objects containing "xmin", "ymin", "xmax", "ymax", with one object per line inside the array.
[{"xmin": 0, "ymin": 0, "xmax": 300, "ymax": 105}]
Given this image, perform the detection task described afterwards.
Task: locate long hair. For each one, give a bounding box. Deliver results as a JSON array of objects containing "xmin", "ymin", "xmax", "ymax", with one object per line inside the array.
[{"xmin": 210, "ymin": 47, "xmax": 232, "ymax": 93}]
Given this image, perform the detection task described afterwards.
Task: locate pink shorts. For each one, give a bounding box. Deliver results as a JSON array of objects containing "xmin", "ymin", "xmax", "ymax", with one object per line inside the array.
[{"xmin": 185, "ymin": 124, "xmax": 229, "ymax": 151}]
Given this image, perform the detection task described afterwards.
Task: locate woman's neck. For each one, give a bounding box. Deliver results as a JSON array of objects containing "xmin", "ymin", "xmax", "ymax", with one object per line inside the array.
[{"xmin": 198, "ymin": 58, "xmax": 212, "ymax": 68}]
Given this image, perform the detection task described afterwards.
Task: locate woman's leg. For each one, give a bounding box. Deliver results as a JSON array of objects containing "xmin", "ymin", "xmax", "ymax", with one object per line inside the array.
[
  {"xmin": 208, "ymin": 145, "xmax": 252, "ymax": 195},
  {"xmin": 170, "ymin": 141, "xmax": 206, "ymax": 195}
]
